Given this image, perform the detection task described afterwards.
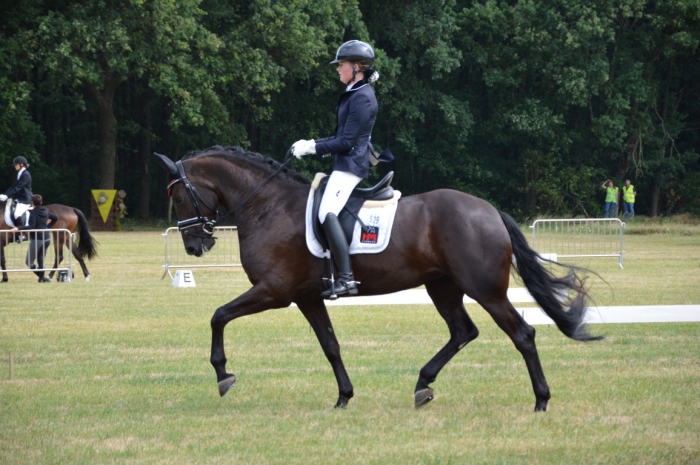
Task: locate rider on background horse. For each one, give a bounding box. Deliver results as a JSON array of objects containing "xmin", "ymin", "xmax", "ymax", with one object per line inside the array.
[
  {"xmin": 291, "ymin": 40, "xmax": 392, "ymax": 298},
  {"xmin": 9, "ymin": 194, "xmax": 58, "ymax": 282},
  {"xmin": 1, "ymin": 156, "xmax": 34, "ymax": 232}
]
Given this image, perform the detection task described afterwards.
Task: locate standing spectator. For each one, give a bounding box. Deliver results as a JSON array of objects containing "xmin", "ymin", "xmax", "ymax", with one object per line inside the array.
[
  {"xmin": 601, "ymin": 179, "xmax": 619, "ymax": 218},
  {"xmin": 9, "ymin": 194, "xmax": 58, "ymax": 282},
  {"xmin": 621, "ymin": 179, "xmax": 637, "ymax": 219}
]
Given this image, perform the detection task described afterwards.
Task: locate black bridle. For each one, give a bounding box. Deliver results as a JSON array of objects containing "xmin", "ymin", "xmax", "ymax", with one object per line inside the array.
[
  {"xmin": 167, "ymin": 160, "xmax": 219, "ymax": 236},
  {"xmin": 167, "ymin": 149, "xmax": 295, "ymax": 236}
]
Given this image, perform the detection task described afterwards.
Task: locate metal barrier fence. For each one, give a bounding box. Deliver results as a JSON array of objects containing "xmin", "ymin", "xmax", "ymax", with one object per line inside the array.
[
  {"xmin": 0, "ymin": 228, "xmax": 73, "ymax": 279},
  {"xmin": 162, "ymin": 226, "xmax": 241, "ymax": 279},
  {"xmin": 530, "ymin": 218, "xmax": 625, "ymax": 269}
]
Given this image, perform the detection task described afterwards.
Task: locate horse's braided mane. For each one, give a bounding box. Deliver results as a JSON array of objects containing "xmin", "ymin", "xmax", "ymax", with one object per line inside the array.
[{"xmin": 182, "ymin": 145, "xmax": 311, "ymax": 185}]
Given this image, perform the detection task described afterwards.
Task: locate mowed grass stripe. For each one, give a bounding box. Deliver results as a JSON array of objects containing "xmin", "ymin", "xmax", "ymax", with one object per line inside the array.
[{"xmin": 1, "ymin": 229, "xmax": 699, "ymax": 464}]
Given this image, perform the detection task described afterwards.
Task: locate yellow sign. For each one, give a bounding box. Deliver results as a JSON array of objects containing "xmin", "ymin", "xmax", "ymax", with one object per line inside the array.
[{"xmin": 91, "ymin": 189, "xmax": 117, "ymax": 223}]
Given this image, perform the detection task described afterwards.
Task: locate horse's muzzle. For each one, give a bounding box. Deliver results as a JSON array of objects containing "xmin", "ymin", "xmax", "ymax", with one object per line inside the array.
[{"xmin": 185, "ymin": 244, "xmax": 203, "ymax": 257}]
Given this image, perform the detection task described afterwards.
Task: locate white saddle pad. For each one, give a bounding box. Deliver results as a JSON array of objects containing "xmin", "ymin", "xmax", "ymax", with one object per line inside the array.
[
  {"xmin": 305, "ymin": 173, "xmax": 401, "ymax": 259},
  {"xmin": 3, "ymin": 206, "xmax": 13, "ymax": 227},
  {"xmin": 3, "ymin": 199, "xmax": 31, "ymax": 227}
]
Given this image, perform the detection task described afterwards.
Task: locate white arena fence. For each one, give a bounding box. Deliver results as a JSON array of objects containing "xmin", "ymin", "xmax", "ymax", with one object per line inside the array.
[
  {"xmin": 162, "ymin": 226, "xmax": 241, "ymax": 279},
  {"xmin": 530, "ymin": 218, "xmax": 625, "ymax": 269},
  {"xmin": 0, "ymin": 228, "xmax": 73, "ymax": 278}
]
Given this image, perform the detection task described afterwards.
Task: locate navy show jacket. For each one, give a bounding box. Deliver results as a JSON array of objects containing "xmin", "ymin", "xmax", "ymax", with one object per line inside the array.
[
  {"xmin": 314, "ymin": 79, "xmax": 378, "ymax": 179},
  {"xmin": 3, "ymin": 169, "xmax": 33, "ymax": 204}
]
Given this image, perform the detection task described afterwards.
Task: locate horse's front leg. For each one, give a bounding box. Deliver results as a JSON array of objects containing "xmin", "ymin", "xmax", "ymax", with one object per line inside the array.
[
  {"xmin": 297, "ymin": 300, "xmax": 354, "ymax": 408},
  {"xmin": 0, "ymin": 243, "xmax": 7, "ymax": 282},
  {"xmin": 211, "ymin": 284, "xmax": 285, "ymax": 397}
]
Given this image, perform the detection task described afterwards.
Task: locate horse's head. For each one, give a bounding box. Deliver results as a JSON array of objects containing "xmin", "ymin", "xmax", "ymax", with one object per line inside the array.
[{"xmin": 155, "ymin": 152, "xmax": 219, "ymax": 257}]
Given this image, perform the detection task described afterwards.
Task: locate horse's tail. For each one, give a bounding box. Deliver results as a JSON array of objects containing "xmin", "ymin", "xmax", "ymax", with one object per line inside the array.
[
  {"xmin": 73, "ymin": 208, "xmax": 98, "ymax": 259},
  {"xmin": 498, "ymin": 211, "xmax": 603, "ymax": 342}
]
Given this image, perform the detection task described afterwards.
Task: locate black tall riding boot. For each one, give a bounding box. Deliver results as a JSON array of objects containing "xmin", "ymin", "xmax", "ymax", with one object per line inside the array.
[
  {"xmin": 321, "ymin": 213, "xmax": 358, "ymax": 299},
  {"xmin": 14, "ymin": 212, "xmax": 28, "ymax": 243}
]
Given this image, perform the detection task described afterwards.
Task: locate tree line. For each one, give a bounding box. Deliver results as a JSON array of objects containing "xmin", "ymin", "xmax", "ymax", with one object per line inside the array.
[{"xmin": 1, "ymin": 0, "xmax": 698, "ymax": 221}]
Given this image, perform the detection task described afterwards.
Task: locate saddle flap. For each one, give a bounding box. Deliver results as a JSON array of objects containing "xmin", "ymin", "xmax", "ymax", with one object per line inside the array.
[{"xmin": 4, "ymin": 199, "xmax": 19, "ymax": 227}]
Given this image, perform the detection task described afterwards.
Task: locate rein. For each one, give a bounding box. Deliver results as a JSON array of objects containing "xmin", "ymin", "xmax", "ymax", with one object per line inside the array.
[{"xmin": 168, "ymin": 149, "xmax": 295, "ymax": 236}]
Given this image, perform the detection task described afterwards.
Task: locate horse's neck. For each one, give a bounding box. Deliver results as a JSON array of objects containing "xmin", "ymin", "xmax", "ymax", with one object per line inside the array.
[{"xmin": 215, "ymin": 166, "xmax": 308, "ymax": 228}]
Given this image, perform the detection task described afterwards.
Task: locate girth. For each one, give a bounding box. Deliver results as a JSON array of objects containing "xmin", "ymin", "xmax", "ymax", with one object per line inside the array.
[{"xmin": 312, "ymin": 171, "xmax": 394, "ymax": 250}]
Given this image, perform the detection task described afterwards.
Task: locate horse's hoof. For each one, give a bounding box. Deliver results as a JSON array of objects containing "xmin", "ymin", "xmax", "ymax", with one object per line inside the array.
[
  {"xmin": 218, "ymin": 374, "xmax": 236, "ymax": 397},
  {"xmin": 85, "ymin": 275, "xmax": 91, "ymax": 283},
  {"xmin": 534, "ymin": 401, "xmax": 548, "ymax": 412},
  {"xmin": 334, "ymin": 395, "xmax": 350, "ymax": 409},
  {"xmin": 414, "ymin": 388, "xmax": 434, "ymax": 409}
]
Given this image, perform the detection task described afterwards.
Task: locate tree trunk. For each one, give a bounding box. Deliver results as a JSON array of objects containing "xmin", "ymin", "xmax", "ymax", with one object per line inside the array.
[
  {"xmin": 98, "ymin": 111, "xmax": 117, "ymax": 188},
  {"xmin": 650, "ymin": 173, "xmax": 661, "ymax": 217},
  {"xmin": 524, "ymin": 153, "xmax": 537, "ymax": 212},
  {"xmin": 138, "ymin": 90, "xmax": 152, "ymax": 219},
  {"xmin": 86, "ymin": 80, "xmax": 118, "ymax": 189}
]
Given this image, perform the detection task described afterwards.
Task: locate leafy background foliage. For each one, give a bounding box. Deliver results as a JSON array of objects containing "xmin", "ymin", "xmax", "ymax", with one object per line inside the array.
[{"xmin": 0, "ymin": 0, "xmax": 698, "ymax": 220}]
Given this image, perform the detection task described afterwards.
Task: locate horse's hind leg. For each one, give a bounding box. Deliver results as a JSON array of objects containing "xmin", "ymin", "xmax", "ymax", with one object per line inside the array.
[
  {"xmin": 478, "ymin": 297, "xmax": 551, "ymax": 411},
  {"xmin": 416, "ymin": 278, "xmax": 480, "ymax": 408},
  {"xmin": 69, "ymin": 238, "xmax": 90, "ymax": 281}
]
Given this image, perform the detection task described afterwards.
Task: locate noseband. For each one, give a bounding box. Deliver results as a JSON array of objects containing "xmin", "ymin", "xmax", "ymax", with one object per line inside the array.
[{"xmin": 167, "ymin": 152, "xmax": 295, "ymax": 237}]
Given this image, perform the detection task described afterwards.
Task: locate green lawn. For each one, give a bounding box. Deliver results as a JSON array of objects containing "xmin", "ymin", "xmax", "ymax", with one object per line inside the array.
[{"xmin": 1, "ymin": 227, "xmax": 699, "ymax": 464}]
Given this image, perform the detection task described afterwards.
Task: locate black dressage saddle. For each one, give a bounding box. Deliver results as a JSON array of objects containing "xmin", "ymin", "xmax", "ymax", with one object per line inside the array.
[{"xmin": 311, "ymin": 171, "xmax": 395, "ymax": 250}]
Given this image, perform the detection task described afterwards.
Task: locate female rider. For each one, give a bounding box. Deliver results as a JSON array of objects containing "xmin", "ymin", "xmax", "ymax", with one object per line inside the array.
[
  {"xmin": 292, "ymin": 40, "xmax": 382, "ymax": 298},
  {"xmin": 1, "ymin": 156, "xmax": 33, "ymax": 230}
]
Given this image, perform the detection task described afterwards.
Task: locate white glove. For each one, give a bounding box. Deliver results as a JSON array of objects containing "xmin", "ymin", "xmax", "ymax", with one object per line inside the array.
[
  {"xmin": 292, "ymin": 139, "xmax": 316, "ymax": 158},
  {"xmin": 0, "ymin": 194, "xmax": 7, "ymax": 202}
]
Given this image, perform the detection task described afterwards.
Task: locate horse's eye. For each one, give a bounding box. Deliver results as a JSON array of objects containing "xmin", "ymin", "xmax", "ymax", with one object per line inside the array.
[{"xmin": 174, "ymin": 196, "xmax": 185, "ymax": 205}]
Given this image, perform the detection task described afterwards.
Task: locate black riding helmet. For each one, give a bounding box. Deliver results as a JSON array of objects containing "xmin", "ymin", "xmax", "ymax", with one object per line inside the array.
[
  {"xmin": 12, "ymin": 156, "xmax": 29, "ymax": 167},
  {"xmin": 329, "ymin": 40, "xmax": 375, "ymax": 68}
]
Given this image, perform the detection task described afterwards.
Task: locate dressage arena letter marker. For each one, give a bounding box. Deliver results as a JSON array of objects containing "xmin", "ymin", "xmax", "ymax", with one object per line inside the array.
[{"xmin": 172, "ymin": 270, "xmax": 196, "ymax": 288}]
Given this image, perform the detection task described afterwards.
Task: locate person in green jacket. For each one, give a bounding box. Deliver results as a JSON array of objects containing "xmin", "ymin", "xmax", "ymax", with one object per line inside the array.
[
  {"xmin": 621, "ymin": 179, "xmax": 637, "ymax": 219},
  {"xmin": 601, "ymin": 179, "xmax": 619, "ymax": 218}
]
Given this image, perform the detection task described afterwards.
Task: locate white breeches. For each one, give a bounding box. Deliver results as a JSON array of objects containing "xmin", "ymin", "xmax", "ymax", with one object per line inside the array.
[{"xmin": 318, "ymin": 170, "xmax": 362, "ymax": 224}]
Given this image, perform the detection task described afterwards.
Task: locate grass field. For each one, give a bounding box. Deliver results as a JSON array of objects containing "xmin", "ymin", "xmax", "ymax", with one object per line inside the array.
[{"xmin": 1, "ymin": 223, "xmax": 699, "ymax": 464}]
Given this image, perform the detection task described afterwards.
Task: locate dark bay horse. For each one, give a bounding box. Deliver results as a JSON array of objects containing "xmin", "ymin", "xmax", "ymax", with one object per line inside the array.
[
  {"xmin": 155, "ymin": 146, "xmax": 602, "ymax": 411},
  {"xmin": 0, "ymin": 202, "xmax": 98, "ymax": 282}
]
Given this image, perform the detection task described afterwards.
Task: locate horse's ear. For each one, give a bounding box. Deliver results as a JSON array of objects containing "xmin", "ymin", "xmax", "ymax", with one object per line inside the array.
[{"xmin": 153, "ymin": 152, "xmax": 178, "ymax": 176}]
